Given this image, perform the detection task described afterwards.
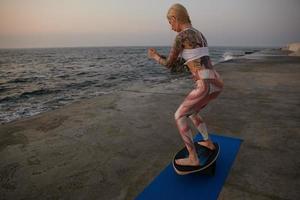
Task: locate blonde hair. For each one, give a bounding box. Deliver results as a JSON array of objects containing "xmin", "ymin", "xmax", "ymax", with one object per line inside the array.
[{"xmin": 167, "ymin": 3, "xmax": 191, "ymax": 24}]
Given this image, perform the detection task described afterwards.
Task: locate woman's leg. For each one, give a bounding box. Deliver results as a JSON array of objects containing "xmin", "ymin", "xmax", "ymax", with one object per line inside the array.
[
  {"xmin": 189, "ymin": 113, "xmax": 209, "ymax": 140},
  {"xmin": 188, "ymin": 79, "xmax": 224, "ymax": 149},
  {"xmin": 174, "ymin": 80, "xmax": 209, "ymax": 166},
  {"xmin": 189, "ymin": 113, "xmax": 215, "ymax": 150},
  {"xmin": 174, "ymin": 105, "xmax": 200, "ymax": 166}
]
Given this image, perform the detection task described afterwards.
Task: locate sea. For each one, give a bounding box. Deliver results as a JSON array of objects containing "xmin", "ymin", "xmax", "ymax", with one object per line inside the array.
[{"xmin": 0, "ymin": 46, "xmax": 266, "ymax": 124}]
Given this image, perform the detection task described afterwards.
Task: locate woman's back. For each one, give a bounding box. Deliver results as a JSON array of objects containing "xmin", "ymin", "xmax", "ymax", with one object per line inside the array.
[{"xmin": 177, "ymin": 28, "xmax": 214, "ymax": 71}]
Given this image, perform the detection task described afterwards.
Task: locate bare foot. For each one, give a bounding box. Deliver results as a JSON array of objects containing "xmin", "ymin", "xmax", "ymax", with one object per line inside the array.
[
  {"xmin": 198, "ymin": 140, "xmax": 215, "ymax": 150},
  {"xmin": 175, "ymin": 157, "xmax": 200, "ymax": 166}
]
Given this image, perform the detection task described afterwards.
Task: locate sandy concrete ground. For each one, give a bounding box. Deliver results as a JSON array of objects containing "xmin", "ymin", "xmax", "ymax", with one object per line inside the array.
[{"xmin": 0, "ymin": 51, "xmax": 299, "ymax": 200}]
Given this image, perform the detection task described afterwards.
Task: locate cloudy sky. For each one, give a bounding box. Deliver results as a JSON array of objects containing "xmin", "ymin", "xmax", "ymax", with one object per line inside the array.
[{"xmin": 0, "ymin": 0, "xmax": 299, "ymax": 48}]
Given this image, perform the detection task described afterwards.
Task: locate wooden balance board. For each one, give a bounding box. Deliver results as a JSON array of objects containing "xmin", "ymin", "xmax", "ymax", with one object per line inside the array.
[{"xmin": 172, "ymin": 141, "xmax": 220, "ymax": 175}]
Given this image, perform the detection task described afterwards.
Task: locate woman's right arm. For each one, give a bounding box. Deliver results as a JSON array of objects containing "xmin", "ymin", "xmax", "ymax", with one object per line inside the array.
[{"xmin": 148, "ymin": 34, "xmax": 183, "ymax": 68}]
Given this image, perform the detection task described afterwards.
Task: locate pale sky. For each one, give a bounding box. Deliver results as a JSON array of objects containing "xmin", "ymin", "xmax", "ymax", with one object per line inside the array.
[{"xmin": 0, "ymin": 0, "xmax": 300, "ymax": 48}]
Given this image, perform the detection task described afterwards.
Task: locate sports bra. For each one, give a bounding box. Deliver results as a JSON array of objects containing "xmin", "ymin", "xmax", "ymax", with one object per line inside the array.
[{"xmin": 180, "ymin": 28, "xmax": 210, "ymax": 64}]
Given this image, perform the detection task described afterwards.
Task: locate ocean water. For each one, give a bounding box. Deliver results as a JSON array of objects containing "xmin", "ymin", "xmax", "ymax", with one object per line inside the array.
[{"xmin": 0, "ymin": 46, "xmax": 264, "ymax": 124}]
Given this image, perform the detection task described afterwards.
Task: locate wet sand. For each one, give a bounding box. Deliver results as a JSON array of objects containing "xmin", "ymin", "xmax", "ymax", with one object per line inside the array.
[{"xmin": 1, "ymin": 50, "xmax": 300, "ymax": 200}]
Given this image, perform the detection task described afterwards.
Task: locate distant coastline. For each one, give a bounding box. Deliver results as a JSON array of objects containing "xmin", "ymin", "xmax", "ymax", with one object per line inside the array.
[{"xmin": 282, "ymin": 42, "xmax": 300, "ymax": 56}]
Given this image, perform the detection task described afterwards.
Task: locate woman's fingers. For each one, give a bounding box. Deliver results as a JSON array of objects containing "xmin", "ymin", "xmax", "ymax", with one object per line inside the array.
[
  {"xmin": 148, "ymin": 48, "xmax": 156, "ymax": 58},
  {"xmin": 148, "ymin": 48, "xmax": 155, "ymax": 54}
]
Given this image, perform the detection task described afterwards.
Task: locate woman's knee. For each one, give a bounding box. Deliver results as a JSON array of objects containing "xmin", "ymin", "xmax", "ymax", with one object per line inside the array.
[
  {"xmin": 188, "ymin": 113, "xmax": 196, "ymax": 121},
  {"xmin": 209, "ymin": 91, "xmax": 222, "ymax": 100},
  {"xmin": 174, "ymin": 108, "xmax": 181, "ymax": 121},
  {"xmin": 189, "ymin": 113, "xmax": 203, "ymax": 126}
]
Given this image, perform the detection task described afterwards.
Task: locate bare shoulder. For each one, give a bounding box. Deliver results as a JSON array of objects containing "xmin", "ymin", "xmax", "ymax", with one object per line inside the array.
[{"xmin": 178, "ymin": 29, "xmax": 204, "ymax": 48}]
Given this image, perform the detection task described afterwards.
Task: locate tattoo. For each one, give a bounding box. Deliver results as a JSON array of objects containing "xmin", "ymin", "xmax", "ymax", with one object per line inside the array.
[
  {"xmin": 182, "ymin": 29, "xmax": 207, "ymax": 48},
  {"xmin": 160, "ymin": 34, "xmax": 182, "ymax": 68},
  {"xmin": 159, "ymin": 29, "xmax": 210, "ymax": 69}
]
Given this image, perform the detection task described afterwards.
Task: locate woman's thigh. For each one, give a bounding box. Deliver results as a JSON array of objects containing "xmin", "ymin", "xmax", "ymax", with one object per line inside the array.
[
  {"xmin": 188, "ymin": 79, "xmax": 223, "ymax": 113},
  {"xmin": 177, "ymin": 80, "xmax": 209, "ymax": 117}
]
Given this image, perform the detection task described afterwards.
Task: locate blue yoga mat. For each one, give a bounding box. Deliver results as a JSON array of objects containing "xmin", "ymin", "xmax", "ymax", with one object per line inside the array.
[{"xmin": 135, "ymin": 133, "xmax": 243, "ymax": 200}]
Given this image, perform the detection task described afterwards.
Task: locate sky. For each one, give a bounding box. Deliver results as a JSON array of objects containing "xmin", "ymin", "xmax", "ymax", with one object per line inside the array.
[{"xmin": 0, "ymin": 0, "xmax": 300, "ymax": 48}]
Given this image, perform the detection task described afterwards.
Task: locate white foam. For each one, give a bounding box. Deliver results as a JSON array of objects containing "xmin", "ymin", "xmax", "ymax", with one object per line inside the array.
[{"xmin": 222, "ymin": 51, "xmax": 245, "ymax": 61}]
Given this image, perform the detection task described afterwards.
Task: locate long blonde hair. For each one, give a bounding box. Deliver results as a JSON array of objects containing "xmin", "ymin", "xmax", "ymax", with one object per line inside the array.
[{"xmin": 167, "ymin": 3, "xmax": 191, "ymax": 24}]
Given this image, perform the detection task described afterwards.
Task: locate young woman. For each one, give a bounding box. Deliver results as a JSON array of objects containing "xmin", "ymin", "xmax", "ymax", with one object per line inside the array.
[{"xmin": 148, "ymin": 4, "xmax": 224, "ymax": 167}]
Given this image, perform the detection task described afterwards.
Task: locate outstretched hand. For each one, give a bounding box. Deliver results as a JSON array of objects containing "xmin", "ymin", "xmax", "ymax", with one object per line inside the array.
[{"xmin": 148, "ymin": 48, "xmax": 158, "ymax": 59}]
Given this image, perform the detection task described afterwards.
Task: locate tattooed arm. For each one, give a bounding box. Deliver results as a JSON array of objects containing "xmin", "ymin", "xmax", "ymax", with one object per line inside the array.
[{"xmin": 148, "ymin": 34, "xmax": 183, "ymax": 68}]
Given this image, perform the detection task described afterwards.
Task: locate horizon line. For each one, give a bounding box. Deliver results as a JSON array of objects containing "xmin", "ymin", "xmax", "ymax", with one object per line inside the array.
[{"xmin": 0, "ymin": 44, "xmax": 282, "ymax": 50}]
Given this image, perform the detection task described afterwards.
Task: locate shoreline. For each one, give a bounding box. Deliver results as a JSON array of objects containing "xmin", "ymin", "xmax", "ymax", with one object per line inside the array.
[
  {"xmin": 0, "ymin": 46, "xmax": 273, "ymax": 125},
  {"xmin": 1, "ymin": 49, "xmax": 300, "ymax": 199}
]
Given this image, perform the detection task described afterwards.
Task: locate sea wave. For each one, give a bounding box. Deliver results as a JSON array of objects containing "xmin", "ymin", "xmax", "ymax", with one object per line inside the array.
[
  {"xmin": 221, "ymin": 49, "xmax": 258, "ymax": 62},
  {"xmin": 0, "ymin": 89, "xmax": 62, "ymax": 103},
  {"xmin": 0, "ymin": 46, "xmax": 265, "ymax": 124}
]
